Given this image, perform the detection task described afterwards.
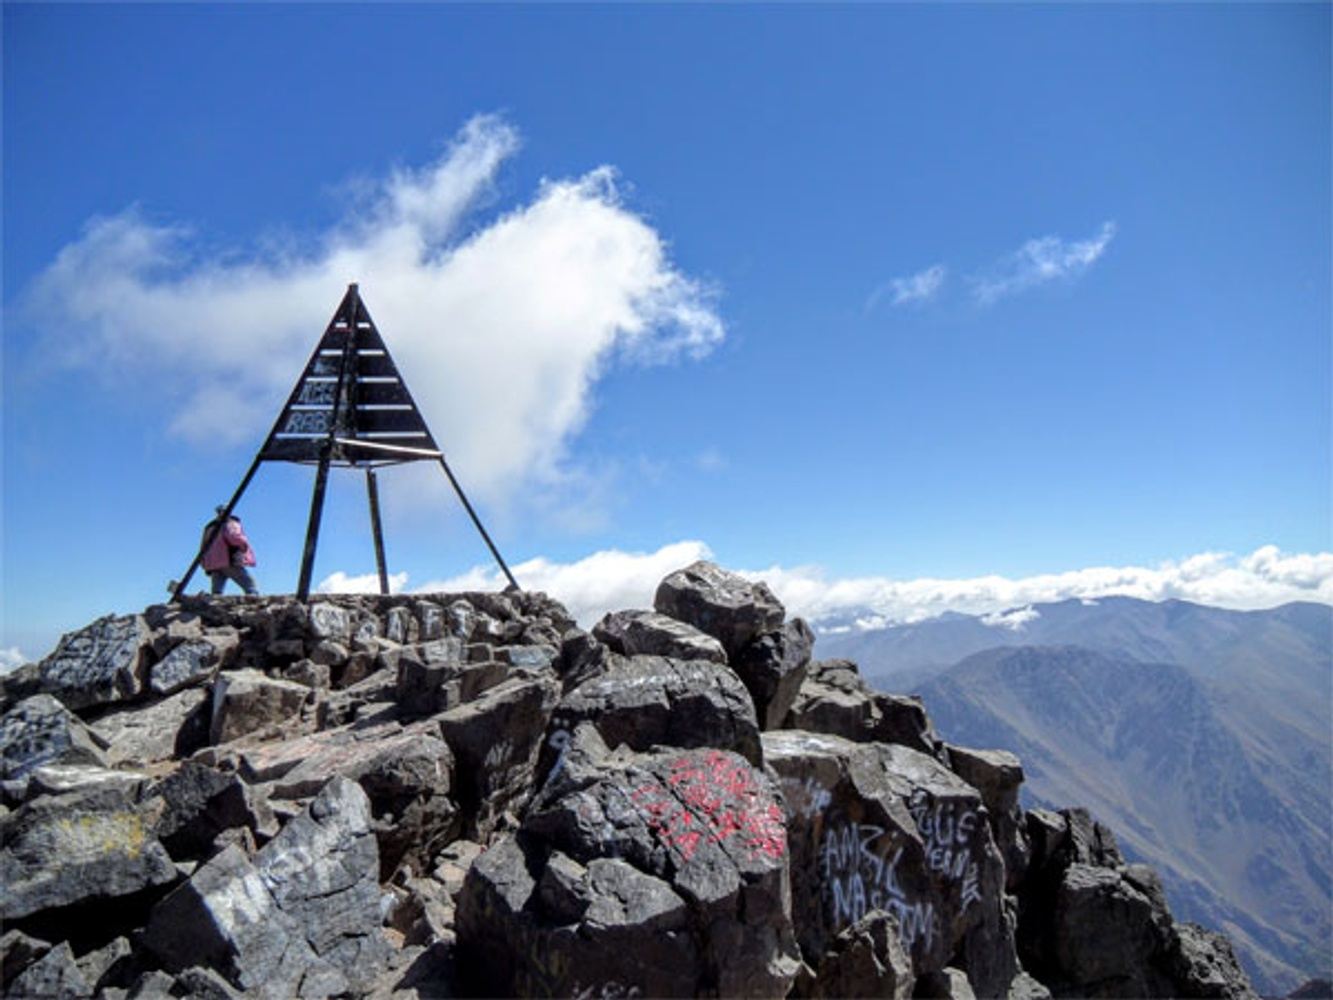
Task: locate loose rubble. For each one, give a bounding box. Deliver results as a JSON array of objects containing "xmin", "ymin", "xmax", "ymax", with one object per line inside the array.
[{"xmin": 0, "ymin": 565, "xmax": 1258, "ymax": 998}]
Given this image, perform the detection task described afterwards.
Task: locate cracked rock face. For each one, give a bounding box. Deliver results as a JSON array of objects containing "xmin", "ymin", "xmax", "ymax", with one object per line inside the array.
[
  {"xmin": 592, "ymin": 610, "xmax": 728, "ymax": 664},
  {"xmin": 144, "ymin": 776, "xmax": 389, "ymax": 997},
  {"xmin": 733, "ymin": 617, "xmax": 815, "ymax": 730}
]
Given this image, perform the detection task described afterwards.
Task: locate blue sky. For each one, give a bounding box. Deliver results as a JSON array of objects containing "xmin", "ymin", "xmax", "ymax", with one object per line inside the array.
[{"xmin": 4, "ymin": 3, "xmax": 1330, "ymax": 661}]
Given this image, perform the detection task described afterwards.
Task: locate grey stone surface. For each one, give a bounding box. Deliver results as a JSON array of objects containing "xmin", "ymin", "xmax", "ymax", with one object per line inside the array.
[
  {"xmin": 74, "ymin": 936, "xmax": 132, "ymax": 993},
  {"xmin": 784, "ymin": 659, "xmax": 946, "ymax": 758},
  {"xmin": 797, "ymin": 909, "xmax": 914, "ymax": 999},
  {"xmin": 438, "ymin": 673, "xmax": 559, "ymax": 839},
  {"xmin": 254, "ymin": 719, "xmax": 458, "ymax": 878},
  {"xmin": 144, "ymin": 776, "xmax": 390, "ymax": 997},
  {"xmin": 1166, "ymin": 923, "xmax": 1258, "ymax": 999},
  {"xmin": 150, "ymin": 761, "xmax": 256, "ymax": 860},
  {"xmin": 916, "ymin": 966, "xmax": 978, "ymax": 999},
  {"xmin": 92, "ymin": 688, "xmax": 210, "ymax": 766},
  {"xmin": 2, "ymin": 929, "xmax": 51, "ymax": 991},
  {"xmin": 389, "ymin": 638, "xmax": 509, "ymax": 717},
  {"xmin": 18, "ymin": 763, "xmax": 146, "ymax": 804},
  {"xmin": 762, "ymin": 729, "xmax": 1009, "ymax": 993},
  {"xmin": 174, "ymin": 964, "xmax": 245, "ymax": 999},
  {"xmin": 7, "ymin": 941, "xmax": 90, "ymax": 998},
  {"xmin": 126, "ymin": 969, "xmax": 176, "ymax": 998},
  {"xmin": 150, "ymin": 635, "xmax": 236, "ymax": 696},
  {"xmin": 1006, "ymin": 970, "xmax": 1053, "ymax": 1000},
  {"xmin": 948, "ymin": 745, "xmax": 1030, "ymax": 891},
  {"xmin": 1053, "ymin": 863, "xmax": 1168, "ymax": 995}
]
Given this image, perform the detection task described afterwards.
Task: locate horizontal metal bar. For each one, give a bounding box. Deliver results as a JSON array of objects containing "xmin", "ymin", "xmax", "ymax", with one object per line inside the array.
[{"xmin": 333, "ymin": 437, "xmax": 442, "ymax": 458}]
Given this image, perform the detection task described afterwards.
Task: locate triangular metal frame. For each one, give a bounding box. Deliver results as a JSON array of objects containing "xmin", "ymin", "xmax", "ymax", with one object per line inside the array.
[{"xmin": 171, "ymin": 283, "xmax": 518, "ymax": 601}]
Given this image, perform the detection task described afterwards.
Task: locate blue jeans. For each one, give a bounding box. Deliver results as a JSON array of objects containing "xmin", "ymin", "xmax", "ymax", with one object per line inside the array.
[{"xmin": 210, "ymin": 566, "xmax": 258, "ymax": 595}]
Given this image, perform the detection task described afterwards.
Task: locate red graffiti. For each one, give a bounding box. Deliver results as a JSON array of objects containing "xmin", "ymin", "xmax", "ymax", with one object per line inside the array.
[{"xmin": 631, "ymin": 751, "xmax": 786, "ymax": 863}]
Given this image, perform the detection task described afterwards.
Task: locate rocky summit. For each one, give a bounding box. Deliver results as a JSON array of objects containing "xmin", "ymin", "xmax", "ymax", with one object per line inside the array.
[{"xmin": 0, "ymin": 561, "xmax": 1258, "ymax": 999}]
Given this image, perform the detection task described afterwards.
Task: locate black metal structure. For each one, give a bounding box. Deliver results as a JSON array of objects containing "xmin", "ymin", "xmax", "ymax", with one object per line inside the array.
[{"xmin": 171, "ymin": 283, "xmax": 519, "ymax": 601}]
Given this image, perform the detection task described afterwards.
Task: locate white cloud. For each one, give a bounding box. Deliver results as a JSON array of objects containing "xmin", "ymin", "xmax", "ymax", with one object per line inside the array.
[
  {"xmin": 0, "ymin": 646, "xmax": 29, "ymax": 675},
  {"xmin": 328, "ymin": 541, "xmax": 1333, "ymax": 632},
  {"xmin": 749, "ymin": 544, "xmax": 1333, "ymax": 627},
  {"xmin": 415, "ymin": 539, "xmax": 713, "ymax": 627},
  {"xmin": 972, "ymin": 221, "xmax": 1116, "ymax": 304},
  {"xmin": 981, "ymin": 606, "xmax": 1041, "ymax": 631},
  {"xmin": 317, "ymin": 570, "xmax": 410, "ymax": 595},
  {"xmin": 695, "ymin": 448, "xmax": 728, "ymax": 472},
  {"xmin": 22, "ymin": 114, "xmax": 724, "ymax": 510},
  {"xmin": 866, "ymin": 263, "xmax": 946, "ymax": 312}
]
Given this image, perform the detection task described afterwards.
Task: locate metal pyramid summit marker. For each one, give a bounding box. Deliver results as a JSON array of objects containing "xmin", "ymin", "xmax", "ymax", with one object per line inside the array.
[
  {"xmin": 260, "ymin": 284, "xmax": 438, "ymax": 466},
  {"xmin": 171, "ymin": 284, "xmax": 518, "ymax": 601}
]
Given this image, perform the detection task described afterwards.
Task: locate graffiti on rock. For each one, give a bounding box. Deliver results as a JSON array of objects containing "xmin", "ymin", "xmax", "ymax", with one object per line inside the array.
[
  {"xmin": 909, "ymin": 790, "xmax": 983, "ymax": 909},
  {"xmin": 816, "ymin": 791, "xmax": 985, "ymax": 954},
  {"xmin": 631, "ymin": 751, "xmax": 787, "ymax": 863},
  {"xmin": 820, "ymin": 820, "xmax": 936, "ymax": 953}
]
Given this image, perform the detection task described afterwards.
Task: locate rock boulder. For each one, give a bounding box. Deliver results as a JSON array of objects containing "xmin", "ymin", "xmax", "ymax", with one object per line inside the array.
[
  {"xmin": 458, "ymin": 727, "xmax": 799, "ymax": 997},
  {"xmin": 1, "ymin": 785, "xmax": 177, "ymax": 920},
  {"xmin": 654, "ymin": 561, "xmax": 785, "ymax": 658},
  {"xmin": 1, "ymin": 695, "xmax": 108, "ymax": 781},
  {"xmin": 733, "ymin": 617, "xmax": 815, "ymax": 730}
]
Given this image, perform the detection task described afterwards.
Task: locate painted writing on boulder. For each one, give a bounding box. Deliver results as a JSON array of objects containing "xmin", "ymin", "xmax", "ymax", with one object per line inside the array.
[{"xmin": 632, "ymin": 751, "xmax": 787, "ymax": 863}]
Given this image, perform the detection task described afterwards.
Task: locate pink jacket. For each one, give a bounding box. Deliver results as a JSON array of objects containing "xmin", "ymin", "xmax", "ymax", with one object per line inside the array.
[{"xmin": 202, "ymin": 518, "xmax": 257, "ymax": 572}]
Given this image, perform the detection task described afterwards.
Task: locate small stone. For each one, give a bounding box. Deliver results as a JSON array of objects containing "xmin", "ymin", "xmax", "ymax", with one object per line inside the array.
[
  {"xmin": 93, "ymin": 688, "xmax": 210, "ymax": 766},
  {"xmin": 308, "ymin": 602, "xmax": 352, "ymax": 641},
  {"xmin": 8, "ymin": 941, "xmax": 90, "ymax": 998}
]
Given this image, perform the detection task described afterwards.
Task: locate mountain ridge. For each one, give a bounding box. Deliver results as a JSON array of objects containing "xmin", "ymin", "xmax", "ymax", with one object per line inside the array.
[{"xmin": 886, "ymin": 634, "xmax": 1331, "ymax": 994}]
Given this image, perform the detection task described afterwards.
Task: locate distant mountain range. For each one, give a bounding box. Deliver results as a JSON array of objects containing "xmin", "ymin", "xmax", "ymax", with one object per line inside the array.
[{"xmin": 815, "ymin": 597, "xmax": 1332, "ymax": 995}]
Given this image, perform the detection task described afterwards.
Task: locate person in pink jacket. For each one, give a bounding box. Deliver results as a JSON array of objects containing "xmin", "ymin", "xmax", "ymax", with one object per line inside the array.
[{"xmin": 201, "ymin": 505, "xmax": 259, "ymax": 595}]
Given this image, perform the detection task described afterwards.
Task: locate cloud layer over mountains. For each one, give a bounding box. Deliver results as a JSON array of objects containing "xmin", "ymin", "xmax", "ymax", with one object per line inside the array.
[{"xmin": 318, "ymin": 541, "xmax": 1333, "ymax": 628}]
